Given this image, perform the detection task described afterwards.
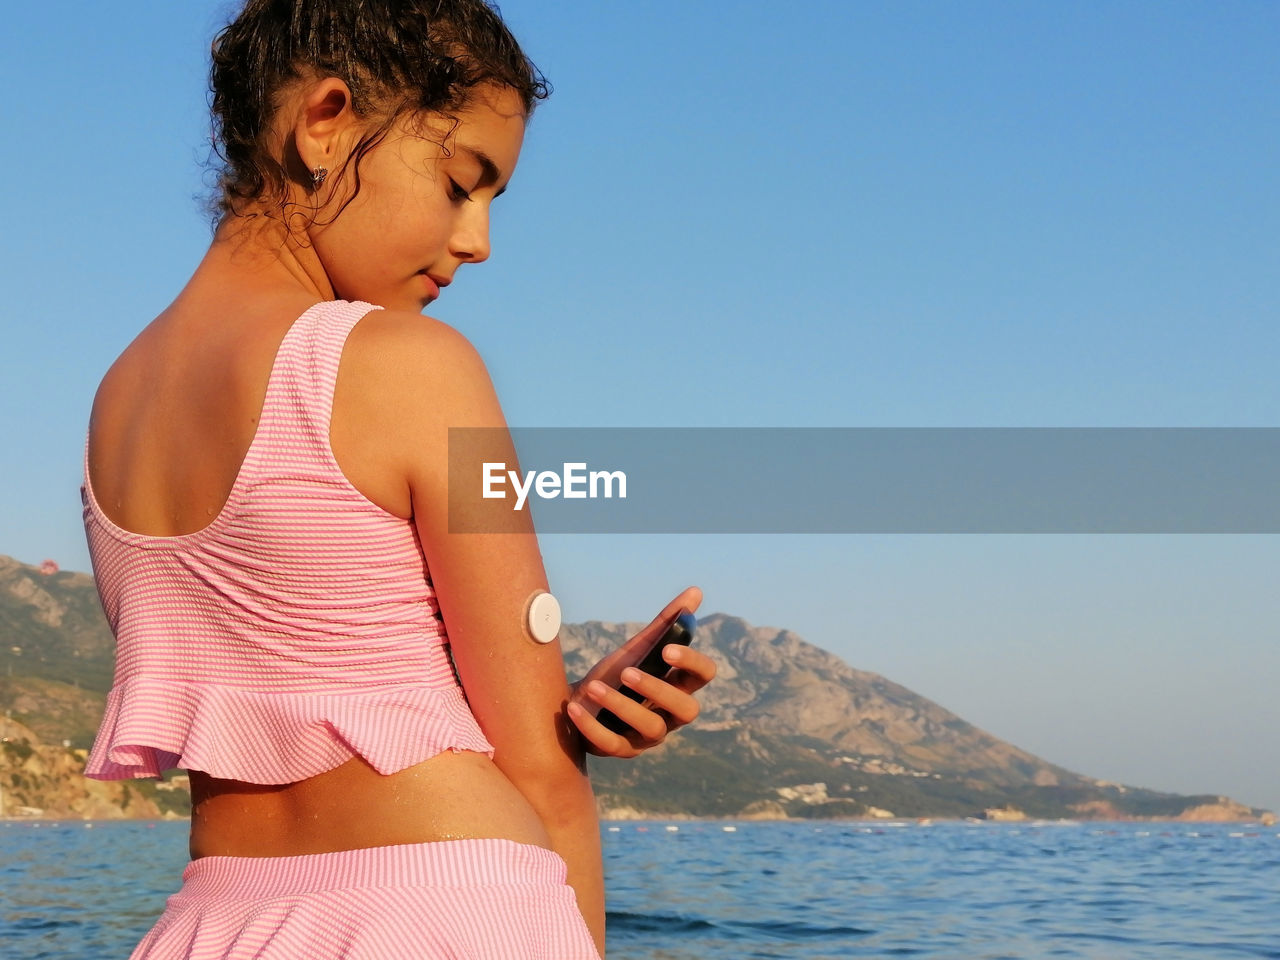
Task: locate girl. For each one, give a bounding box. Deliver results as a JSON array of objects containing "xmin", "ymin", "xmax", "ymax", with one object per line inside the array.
[{"xmin": 80, "ymin": 2, "xmax": 716, "ymax": 957}]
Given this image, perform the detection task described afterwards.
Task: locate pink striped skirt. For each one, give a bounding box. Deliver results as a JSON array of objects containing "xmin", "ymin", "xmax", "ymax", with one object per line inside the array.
[{"xmin": 127, "ymin": 838, "xmax": 601, "ymax": 959}]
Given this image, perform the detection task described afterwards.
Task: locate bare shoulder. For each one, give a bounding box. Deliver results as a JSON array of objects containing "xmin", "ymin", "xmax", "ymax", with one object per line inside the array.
[
  {"xmin": 345, "ymin": 309, "xmax": 486, "ymax": 382},
  {"xmin": 332, "ymin": 309, "xmax": 510, "ymax": 509},
  {"xmin": 342, "ymin": 309, "xmax": 504, "ymax": 428}
]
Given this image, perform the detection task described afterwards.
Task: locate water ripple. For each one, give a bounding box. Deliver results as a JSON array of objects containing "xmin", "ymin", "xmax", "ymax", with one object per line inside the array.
[{"xmin": 3, "ymin": 820, "xmax": 1277, "ymax": 959}]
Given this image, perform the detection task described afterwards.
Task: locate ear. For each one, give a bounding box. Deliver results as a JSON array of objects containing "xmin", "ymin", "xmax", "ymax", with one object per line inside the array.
[{"xmin": 292, "ymin": 77, "xmax": 359, "ymax": 174}]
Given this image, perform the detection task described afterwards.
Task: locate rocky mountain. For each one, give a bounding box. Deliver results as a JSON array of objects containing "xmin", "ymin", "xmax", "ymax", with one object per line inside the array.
[
  {"xmin": 1, "ymin": 553, "xmax": 1270, "ymax": 821},
  {"xmin": 566, "ymin": 617, "xmax": 1267, "ymax": 821},
  {"xmin": 565, "ymin": 615, "xmax": 1080, "ymax": 788},
  {"xmin": 0, "ymin": 555, "xmax": 115, "ymax": 693},
  {"xmin": 0, "ymin": 714, "xmax": 171, "ymax": 819}
]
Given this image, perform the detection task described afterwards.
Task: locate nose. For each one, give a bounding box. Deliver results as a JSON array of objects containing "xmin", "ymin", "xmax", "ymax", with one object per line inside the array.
[{"xmin": 450, "ymin": 204, "xmax": 491, "ymax": 265}]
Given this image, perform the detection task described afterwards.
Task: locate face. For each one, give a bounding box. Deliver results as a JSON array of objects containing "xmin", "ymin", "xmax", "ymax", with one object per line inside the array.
[{"xmin": 305, "ymin": 83, "xmax": 526, "ymax": 313}]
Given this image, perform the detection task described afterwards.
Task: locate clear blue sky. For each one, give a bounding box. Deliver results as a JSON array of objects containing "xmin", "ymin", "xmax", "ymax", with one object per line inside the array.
[{"xmin": 2, "ymin": 1, "xmax": 1277, "ymax": 812}]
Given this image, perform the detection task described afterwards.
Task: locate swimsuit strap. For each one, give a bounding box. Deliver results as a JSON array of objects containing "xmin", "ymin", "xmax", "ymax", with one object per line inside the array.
[{"xmin": 253, "ymin": 299, "xmax": 385, "ymax": 476}]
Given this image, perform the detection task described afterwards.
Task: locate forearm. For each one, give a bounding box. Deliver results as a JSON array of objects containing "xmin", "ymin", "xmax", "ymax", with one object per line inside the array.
[{"xmin": 529, "ymin": 768, "xmax": 605, "ymax": 956}]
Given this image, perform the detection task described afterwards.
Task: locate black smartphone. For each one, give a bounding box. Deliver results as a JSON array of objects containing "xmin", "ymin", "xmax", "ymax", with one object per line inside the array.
[{"xmin": 595, "ymin": 609, "xmax": 697, "ymax": 735}]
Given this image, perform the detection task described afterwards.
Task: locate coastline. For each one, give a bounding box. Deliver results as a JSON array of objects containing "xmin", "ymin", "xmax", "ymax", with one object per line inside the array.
[{"xmin": 4, "ymin": 810, "xmax": 1275, "ymax": 826}]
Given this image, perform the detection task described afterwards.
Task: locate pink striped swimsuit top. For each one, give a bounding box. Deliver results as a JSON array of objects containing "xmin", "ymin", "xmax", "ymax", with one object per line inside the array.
[{"xmin": 80, "ymin": 299, "xmax": 495, "ymax": 784}]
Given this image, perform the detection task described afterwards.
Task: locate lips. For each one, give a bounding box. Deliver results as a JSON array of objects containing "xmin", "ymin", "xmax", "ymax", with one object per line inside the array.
[{"xmin": 419, "ymin": 272, "xmax": 451, "ymax": 303}]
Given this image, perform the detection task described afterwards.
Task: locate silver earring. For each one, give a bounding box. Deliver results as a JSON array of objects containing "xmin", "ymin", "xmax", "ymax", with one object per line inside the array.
[{"xmin": 311, "ymin": 166, "xmax": 328, "ymax": 188}]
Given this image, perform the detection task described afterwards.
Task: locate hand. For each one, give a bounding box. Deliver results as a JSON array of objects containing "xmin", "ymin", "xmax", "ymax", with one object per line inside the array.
[{"xmin": 566, "ymin": 586, "xmax": 717, "ymax": 759}]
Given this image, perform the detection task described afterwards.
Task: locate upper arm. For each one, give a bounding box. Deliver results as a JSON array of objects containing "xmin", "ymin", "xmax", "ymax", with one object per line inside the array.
[{"xmin": 358, "ymin": 311, "xmax": 581, "ymax": 781}]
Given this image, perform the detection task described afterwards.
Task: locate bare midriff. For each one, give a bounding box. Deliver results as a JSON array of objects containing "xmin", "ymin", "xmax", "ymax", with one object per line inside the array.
[{"xmin": 188, "ymin": 750, "xmax": 554, "ymax": 859}]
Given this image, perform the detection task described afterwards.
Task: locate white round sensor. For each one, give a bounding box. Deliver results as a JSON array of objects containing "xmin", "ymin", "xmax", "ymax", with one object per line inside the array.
[{"xmin": 526, "ymin": 591, "xmax": 561, "ymax": 644}]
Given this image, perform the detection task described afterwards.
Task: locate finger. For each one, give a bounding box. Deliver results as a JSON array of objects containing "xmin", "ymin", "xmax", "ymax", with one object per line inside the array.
[
  {"xmin": 618, "ymin": 587, "xmax": 704, "ymax": 660},
  {"xmin": 587, "ymin": 679, "xmax": 669, "ymax": 745},
  {"xmin": 670, "ymin": 585, "xmax": 702, "ymax": 619},
  {"xmin": 661, "ymin": 645, "xmax": 717, "ymax": 692},
  {"xmin": 623, "ymin": 668, "xmax": 699, "ymax": 727},
  {"xmin": 566, "ymin": 700, "xmax": 640, "ymax": 758}
]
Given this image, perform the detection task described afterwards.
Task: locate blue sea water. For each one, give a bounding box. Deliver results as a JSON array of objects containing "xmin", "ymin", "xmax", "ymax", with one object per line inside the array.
[{"xmin": 1, "ymin": 819, "xmax": 1277, "ymax": 959}]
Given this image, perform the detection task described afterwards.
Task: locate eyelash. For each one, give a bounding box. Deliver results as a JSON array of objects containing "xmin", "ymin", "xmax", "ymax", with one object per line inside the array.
[{"xmin": 448, "ymin": 178, "xmax": 472, "ymax": 203}]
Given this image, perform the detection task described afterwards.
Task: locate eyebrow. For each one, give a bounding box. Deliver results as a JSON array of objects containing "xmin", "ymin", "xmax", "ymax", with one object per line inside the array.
[{"xmin": 458, "ymin": 145, "xmax": 507, "ymax": 197}]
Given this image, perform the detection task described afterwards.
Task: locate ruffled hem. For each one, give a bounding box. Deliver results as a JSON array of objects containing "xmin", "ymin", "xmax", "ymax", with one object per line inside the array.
[{"xmin": 83, "ymin": 677, "xmax": 496, "ymax": 784}]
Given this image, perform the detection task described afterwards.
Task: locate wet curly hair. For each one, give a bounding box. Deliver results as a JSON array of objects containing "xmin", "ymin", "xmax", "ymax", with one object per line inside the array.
[{"xmin": 208, "ymin": 0, "xmax": 549, "ymax": 224}]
